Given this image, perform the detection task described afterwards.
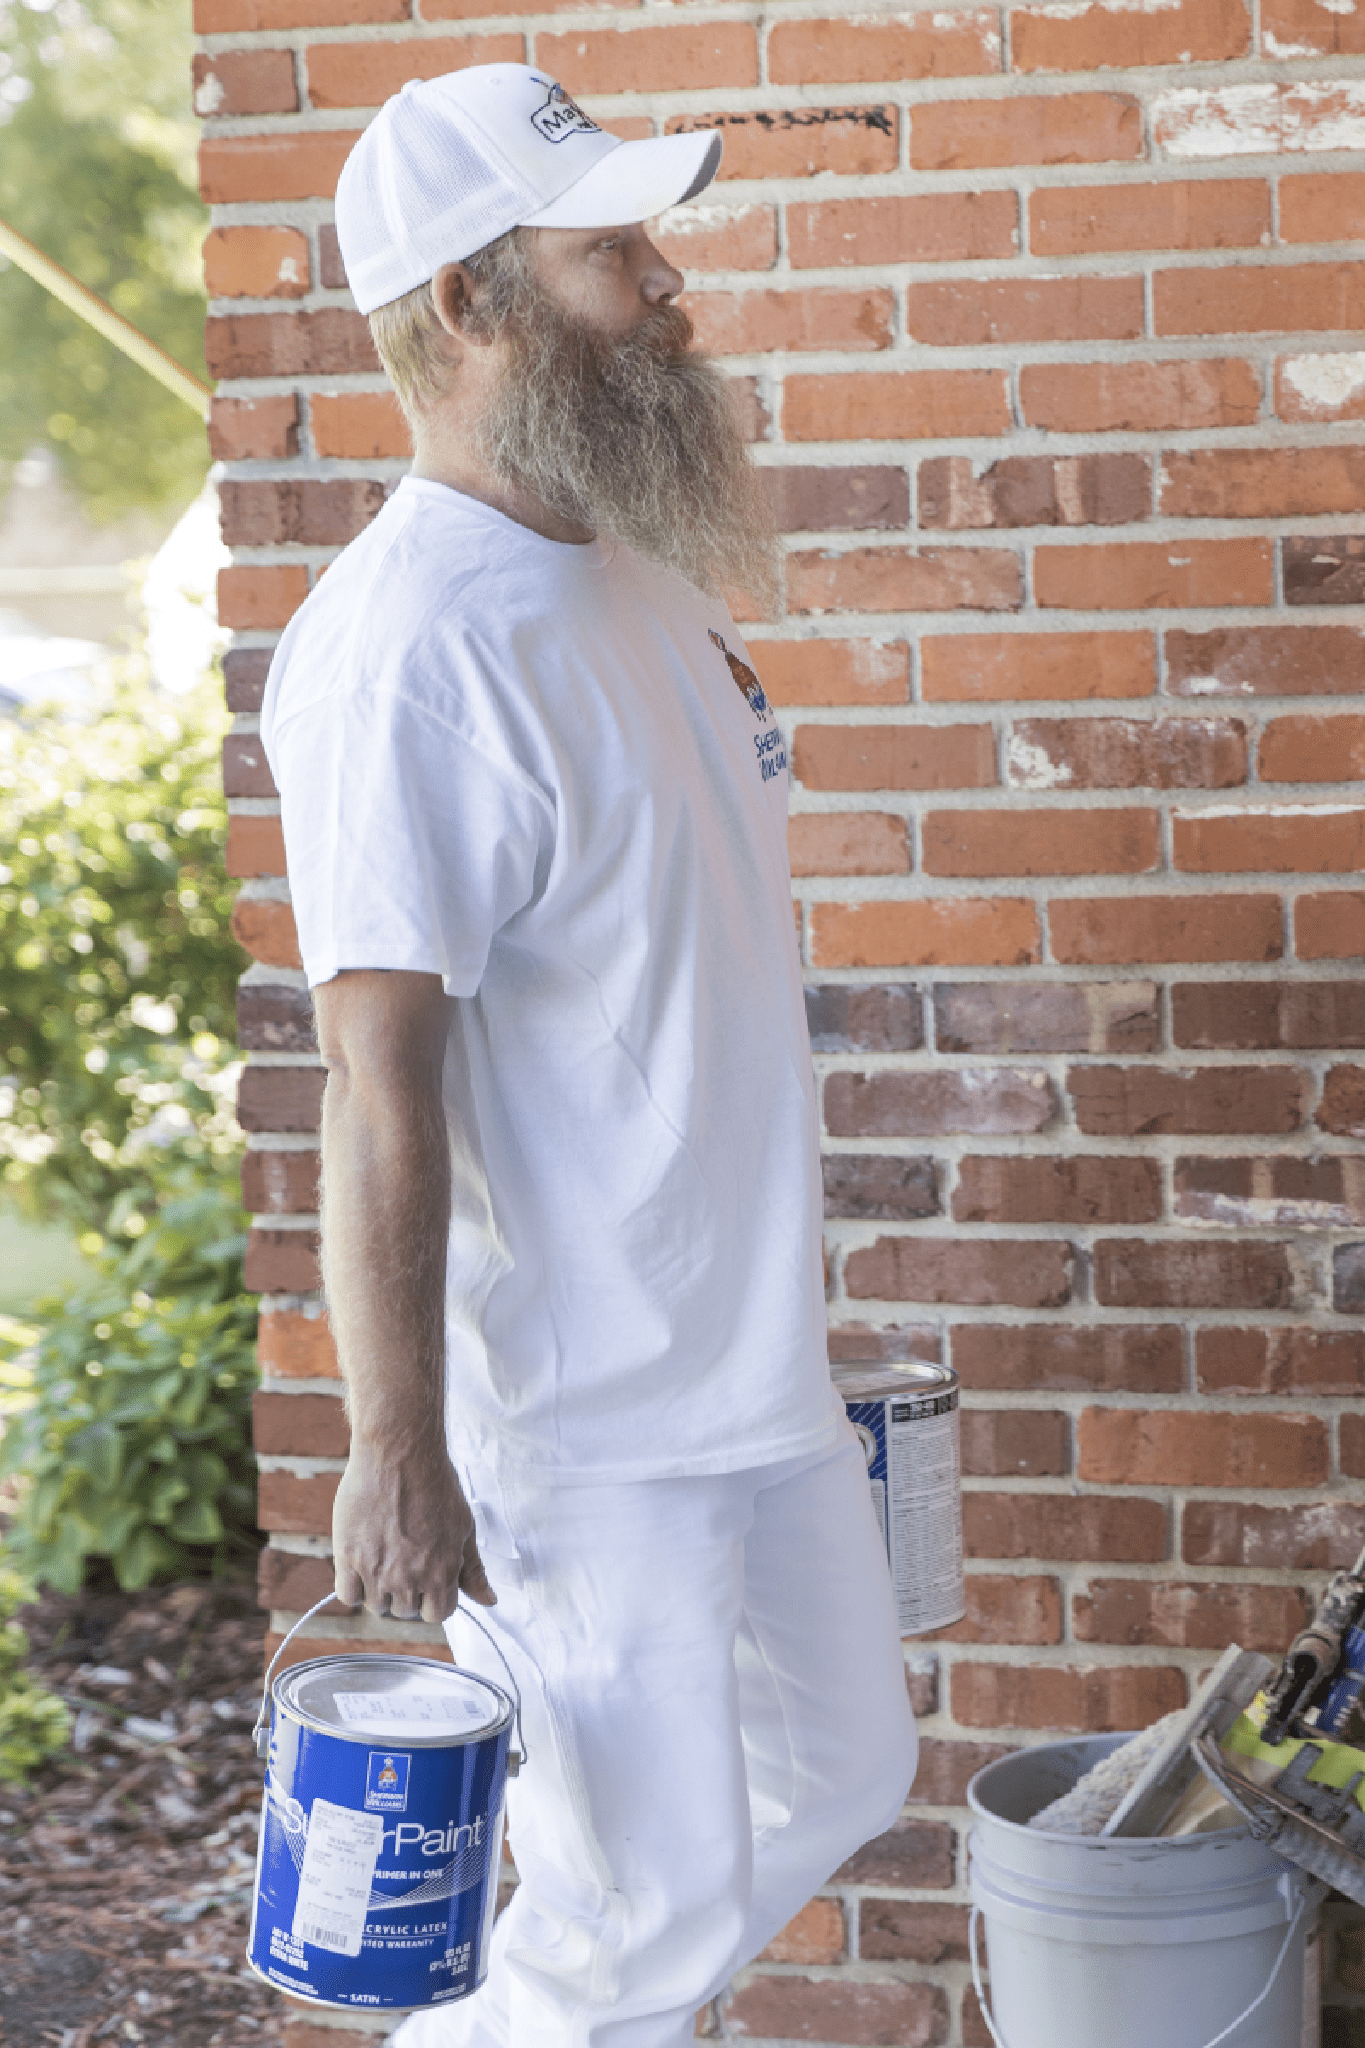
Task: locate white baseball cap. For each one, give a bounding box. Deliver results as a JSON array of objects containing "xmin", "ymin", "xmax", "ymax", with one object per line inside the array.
[{"xmin": 334, "ymin": 62, "xmax": 723, "ymax": 315}]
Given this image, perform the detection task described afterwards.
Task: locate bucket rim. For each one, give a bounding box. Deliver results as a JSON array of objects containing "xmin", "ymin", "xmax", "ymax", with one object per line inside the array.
[
  {"xmin": 271, "ymin": 1652, "xmax": 515, "ymax": 1747},
  {"xmin": 965, "ymin": 1734, "xmax": 1258, "ymax": 1847}
]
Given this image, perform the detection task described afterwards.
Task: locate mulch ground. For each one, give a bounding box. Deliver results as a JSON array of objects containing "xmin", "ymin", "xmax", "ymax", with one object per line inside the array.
[{"xmin": 0, "ymin": 1576, "xmax": 294, "ymax": 2048}]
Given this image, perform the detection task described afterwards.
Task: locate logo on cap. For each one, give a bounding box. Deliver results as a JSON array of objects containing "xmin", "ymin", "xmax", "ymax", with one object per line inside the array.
[{"xmin": 531, "ymin": 80, "xmax": 600, "ymax": 144}]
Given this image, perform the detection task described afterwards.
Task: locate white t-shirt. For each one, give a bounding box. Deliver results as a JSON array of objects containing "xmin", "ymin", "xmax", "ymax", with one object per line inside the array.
[{"xmin": 261, "ymin": 477, "xmax": 839, "ymax": 1481}]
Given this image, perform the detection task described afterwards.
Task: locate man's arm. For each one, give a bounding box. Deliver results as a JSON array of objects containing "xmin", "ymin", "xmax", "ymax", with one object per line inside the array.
[{"xmin": 313, "ymin": 968, "xmax": 493, "ymax": 1624}]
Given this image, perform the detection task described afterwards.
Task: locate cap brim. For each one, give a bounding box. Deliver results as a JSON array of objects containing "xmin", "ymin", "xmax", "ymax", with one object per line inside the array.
[{"xmin": 522, "ymin": 128, "xmax": 722, "ymax": 231}]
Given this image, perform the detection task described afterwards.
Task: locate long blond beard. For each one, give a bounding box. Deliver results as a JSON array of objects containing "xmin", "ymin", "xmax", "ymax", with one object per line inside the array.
[{"xmin": 470, "ymin": 257, "xmax": 779, "ymax": 614}]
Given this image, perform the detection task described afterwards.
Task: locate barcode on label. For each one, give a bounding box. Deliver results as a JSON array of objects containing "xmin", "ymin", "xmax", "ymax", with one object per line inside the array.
[{"xmin": 297, "ymin": 1919, "xmax": 352, "ymax": 1952}]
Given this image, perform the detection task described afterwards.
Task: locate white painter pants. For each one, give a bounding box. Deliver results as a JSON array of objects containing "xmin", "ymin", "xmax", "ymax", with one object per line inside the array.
[{"xmin": 391, "ymin": 1429, "xmax": 918, "ymax": 2048}]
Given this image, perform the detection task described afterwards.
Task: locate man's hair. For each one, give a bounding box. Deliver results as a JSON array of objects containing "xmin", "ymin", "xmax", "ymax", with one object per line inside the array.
[{"xmin": 368, "ymin": 228, "xmax": 529, "ymax": 422}]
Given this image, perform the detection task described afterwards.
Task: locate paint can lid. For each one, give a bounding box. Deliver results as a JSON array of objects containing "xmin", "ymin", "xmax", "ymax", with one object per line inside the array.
[
  {"xmin": 832, "ymin": 1359, "xmax": 959, "ymax": 1403},
  {"xmin": 275, "ymin": 1654, "xmax": 512, "ymax": 1746}
]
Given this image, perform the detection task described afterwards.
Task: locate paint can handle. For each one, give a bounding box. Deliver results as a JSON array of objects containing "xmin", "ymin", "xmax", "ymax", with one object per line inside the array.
[{"xmin": 249, "ymin": 1590, "xmax": 529, "ymax": 1774}]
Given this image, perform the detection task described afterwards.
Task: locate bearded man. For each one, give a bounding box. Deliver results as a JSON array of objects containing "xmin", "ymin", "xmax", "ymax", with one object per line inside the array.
[{"xmin": 259, "ymin": 62, "xmax": 917, "ymax": 2048}]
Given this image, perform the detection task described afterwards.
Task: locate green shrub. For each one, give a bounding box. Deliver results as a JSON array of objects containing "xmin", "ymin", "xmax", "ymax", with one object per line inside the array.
[
  {"xmin": 0, "ymin": 1569, "xmax": 70, "ymax": 1783},
  {"xmin": 0, "ymin": 1172, "xmax": 258, "ymax": 1593}
]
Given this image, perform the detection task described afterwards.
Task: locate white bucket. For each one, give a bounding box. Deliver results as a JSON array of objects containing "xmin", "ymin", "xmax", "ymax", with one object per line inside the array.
[{"xmin": 967, "ymin": 1737, "xmax": 1319, "ymax": 2048}]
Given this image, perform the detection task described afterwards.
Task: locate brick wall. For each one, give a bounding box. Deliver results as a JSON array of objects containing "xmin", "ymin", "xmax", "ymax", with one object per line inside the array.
[{"xmin": 201, "ymin": 0, "xmax": 1365, "ymax": 2038}]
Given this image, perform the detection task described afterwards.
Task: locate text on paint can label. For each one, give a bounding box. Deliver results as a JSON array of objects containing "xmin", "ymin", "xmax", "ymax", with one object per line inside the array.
[{"xmin": 291, "ymin": 1797, "xmax": 384, "ymax": 1958}]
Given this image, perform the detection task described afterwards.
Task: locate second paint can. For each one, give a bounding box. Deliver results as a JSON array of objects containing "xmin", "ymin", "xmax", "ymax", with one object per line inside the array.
[{"xmin": 834, "ymin": 1361, "xmax": 964, "ymax": 1637}]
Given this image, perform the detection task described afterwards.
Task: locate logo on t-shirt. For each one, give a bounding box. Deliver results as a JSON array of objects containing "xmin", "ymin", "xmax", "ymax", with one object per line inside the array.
[
  {"xmin": 709, "ymin": 629, "xmax": 770, "ymax": 721},
  {"xmin": 531, "ymin": 81, "xmax": 600, "ymax": 144}
]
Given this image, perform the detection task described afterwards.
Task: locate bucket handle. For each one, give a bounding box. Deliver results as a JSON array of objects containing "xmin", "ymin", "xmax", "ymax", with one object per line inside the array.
[
  {"xmin": 969, "ymin": 1888, "xmax": 1307, "ymax": 2048},
  {"xmin": 250, "ymin": 1590, "xmax": 529, "ymax": 1774}
]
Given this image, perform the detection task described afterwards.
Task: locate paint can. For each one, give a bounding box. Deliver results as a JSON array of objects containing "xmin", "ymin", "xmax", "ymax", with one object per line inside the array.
[
  {"xmin": 247, "ymin": 1652, "xmax": 513, "ymax": 2012},
  {"xmin": 834, "ymin": 1361, "xmax": 964, "ymax": 1637}
]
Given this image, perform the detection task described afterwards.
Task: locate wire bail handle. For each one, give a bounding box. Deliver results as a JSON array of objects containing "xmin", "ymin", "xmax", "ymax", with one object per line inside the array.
[{"xmin": 250, "ymin": 1590, "xmax": 528, "ymax": 1773}]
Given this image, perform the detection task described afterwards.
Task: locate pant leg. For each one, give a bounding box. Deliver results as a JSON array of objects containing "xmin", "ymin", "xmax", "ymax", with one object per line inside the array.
[{"xmin": 731, "ymin": 1428, "xmax": 920, "ymax": 1967}]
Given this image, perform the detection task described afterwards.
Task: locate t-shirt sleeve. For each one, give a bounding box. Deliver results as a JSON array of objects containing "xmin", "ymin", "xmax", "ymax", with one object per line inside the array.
[{"xmin": 269, "ymin": 684, "xmax": 549, "ymax": 997}]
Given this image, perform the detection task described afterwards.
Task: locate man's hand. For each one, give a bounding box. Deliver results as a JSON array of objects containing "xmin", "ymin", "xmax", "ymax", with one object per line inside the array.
[{"xmin": 333, "ymin": 1442, "xmax": 494, "ymax": 1625}]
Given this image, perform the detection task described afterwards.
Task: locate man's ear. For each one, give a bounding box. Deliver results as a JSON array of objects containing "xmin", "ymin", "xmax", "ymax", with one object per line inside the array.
[{"xmin": 431, "ymin": 262, "xmax": 483, "ymax": 344}]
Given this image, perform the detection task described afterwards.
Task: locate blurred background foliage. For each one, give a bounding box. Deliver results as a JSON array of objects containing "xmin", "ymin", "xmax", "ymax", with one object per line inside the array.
[{"xmin": 0, "ymin": 0, "xmax": 209, "ymax": 517}]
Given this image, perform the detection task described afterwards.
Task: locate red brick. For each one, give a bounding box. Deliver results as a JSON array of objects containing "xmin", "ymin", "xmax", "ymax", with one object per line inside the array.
[
  {"xmin": 953, "ymin": 1155, "xmax": 1161, "ymax": 1224},
  {"xmin": 217, "ymin": 566, "xmax": 309, "ymax": 633},
  {"xmin": 1176, "ymin": 804, "xmax": 1365, "ymax": 873},
  {"xmin": 207, "ymin": 309, "xmax": 378, "ymax": 380},
  {"xmin": 788, "ymin": 192, "xmax": 1016, "ymax": 269},
  {"xmin": 1168, "ymin": 624, "xmax": 1365, "ymax": 698},
  {"xmin": 724, "ymin": 1976, "xmax": 949, "ymax": 2046},
  {"xmin": 688, "ymin": 288, "xmax": 892, "ymax": 358},
  {"xmin": 232, "ymin": 899, "xmax": 301, "ymax": 970},
  {"xmin": 1035, "ymin": 539, "xmax": 1273, "ymax": 610},
  {"xmin": 259, "ymin": 1305, "xmax": 338, "ymax": 1380},
  {"xmin": 921, "ymin": 630, "xmax": 1154, "ymax": 702},
  {"xmin": 1287, "ymin": 534, "xmax": 1365, "ymax": 608},
  {"xmin": 265, "ymin": 1629, "xmax": 449, "ymax": 1679},
  {"xmin": 859, "ymin": 1901, "xmax": 972, "ymax": 1965},
  {"xmin": 1031, "ymin": 178, "xmax": 1266, "ymax": 255},
  {"xmin": 1261, "ymin": 0, "xmax": 1365, "ymax": 53},
  {"xmin": 1073, "ymin": 1580, "xmax": 1308, "ymax": 1652},
  {"xmin": 910, "ymin": 91, "xmax": 1140, "ymax": 170},
  {"xmin": 225, "ymin": 816, "xmax": 286, "ymax": 881},
  {"xmin": 237, "ymin": 981, "xmax": 316, "ymax": 1055},
  {"xmin": 1021, "ymin": 357, "xmax": 1261, "ymax": 432},
  {"xmin": 760, "ymin": 1900, "xmax": 845, "ymax": 1967},
  {"xmin": 1275, "ymin": 350, "xmax": 1365, "ymax": 423},
  {"xmin": 935, "ymin": 980, "xmax": 1159, "ymax": 1054},
  {"xmin": 1337, "ymin": 1247, "xmax": 1365, "ymax": 1316},
  {"xmin": 666, "ymin": 107, "xmax": 897, "ymax": 182},
  {"xmin": 958, "ymin": 1423, "xmax": 1069, "ymax": 1484},
  {"xmin": 952, "ymin": 1324, "xmax": 1183, "ymax": 1394},
  {"xmin": 1173, "ymin": 979, "xmax": 1365, "ymax": 1048},
  {"xmin": 1342, "ymin": 1415, "xmax": 1365, "ymax": 1477},
  {"xmin": 195, "ymin": 0, "xmax": 403, "ymax": 24},
  {"xmin": 783, "ymin": 370, "xmax": 1011, "ymax": 443},
  {"xmin": 237, "ymin": 1064, "xmax": 326, "ymax": 1134},
  {"xmin": 965, "ymin": 1493, "xmax": 1168, "ymax": 1562},
  {"xmin": 834, "ymin": 1818, "xmax": 956, "ymax": 1889},
  {"xmin": 539, "ymin": 23, "xmax": 756, "ymax": 94},
  {"xmin": 923, "ymin": 807, "xmax": 1158, "ymax": 877},
  {"xmin": 919, "ymin": 453, "xmax": 1149, "ymax": 530},
  {"xmin": 1298, "ymin": 893, "xmax": 1365, "ymax": 960},
  {"xmin": 1069, "ymin": 1063, "xmax": 1305, "ymax": 1134},
  {"xmin": 789, "ymin": 814, "xmax": 908, "ymax": 877},
  {"xmin": 826, "ymin": 1069, "xmax": 1056, "ymax": 1138},
  {"xmin": 245, "ymin": 1226, "xmax": 321, "ymax": 1294},
  {"xmin": 764, "ymin": 467, "xmax": 908, "ymax": 535},
  {"xmin": 253, "ymin": 1389, "xmax": 348, "ymax": 1458},
  {"xmin": 1013, "ymin": 0, "xmax": 1248, "ymax": 68},
  {"xmin": 242, "ymin": 1147, "xmax": 319, "ymax": 1216},
  {"xmin": 1319, "ymin": 1065, "xmax": 1365, "ymax": 1135},
  {"xmin": 308, "ymin": 392, "xmax": 410, "ymax": 463},
  {"xmin": 1050, "ymin": 894, "xmax": 1283, "ymax": 965},
  {"xmin": 306, "ymin": 34, "xmax": 522, "ymax": 107},
  {"xmin": 199, "ymin": 131, "xmax": 359, "ymax": 205},
  {"xmin": 1184, "ymin": 1500, "xmax": 1365, "ymax": 1568},
  {"xmin": 788, "ymin": 547, "xmax": 1021, "ymax": 616},
  {"xmin": 952, "ymin": 1662, "xmax": 1185, "ymax": 1732},
  {"xmin": 769, "ymin": 11, "xmax": 1000, "ymax": 84},
  {"xmin": 1280, "ymin": 174, "xmax": 1365, "ymax": 246},
  {"xmin": 203, "ymin": 227, "xmax": 309, "ymax": 302},
  {"xmin": 1162, "ymin": 445, "xmax": 1365, "ymax": 520},
  {"xmin": 258, "ymin": 1469, "xmax": 339, "ymax": 1535},
  {"xmin": 1092, "ymin": 1237, "xmax": 1297, "ymax": 1310},
  {"xmin": 224, "ymin": 648, "xmax": 274, "ymax": 715},
  {"xmin": 792, "ymin": 724, "xmax": 994, "ymax": 791},
  {"xmin": 192, "ymin": 47, "xmax": 297, "ymax": 117},
  {"xmin": 1079, "ymin": 1405, "xmax": 1328, "ymax": 1485},
  {"xmin": 209, "ymin": 395, "xmax": 299, "ymax": 464},
  {"xmin": 1197, "ymin": 1326, "xmax": 1365, "ymax": 1394},
  {"xmin": 844, "ymin": 1237, "xmax": 1072, "ymax": 1307},
  {"xmin": 823, "ymin": 1158, "xmax": 938, "ymax": 1222},
  {"xmin": 221, "ymin": 479, "xmax": 388, "ymax": 550},
  {"xmin": 652, "ymin": 203, "xmax": 776, "ymax": 275},
  {"xmin": 750, "ymin": 639, "xmax": 908, "ymax": 708},
  {"xmin": 1155, "ymin": 262, "xmax": 1365, "ymax": 336},
  {"xmin": 1260, "ymin": 714, "xmax": 1365, "ymax": 783},
  {"xmin": 1177, "ymin": 1154, "xmax": 1365, "ymax": 1229},
  {"xmin": 223, "ymin": 733, "xmax": 277, "ymax": 800},
  {"xmin": 258, "ymin": 1547, "xmax": 336, "ymax": 1615},
  {"xmin": 1009, "ymin": 716, "xmax": 1246, "ymax": 789},
  {"xmin": 907, "ymin": 275, "xmax": 1143, "ymax": 347},
  {"xmin": 812, "ymin": 900, "xmax": 1040, "ymax": 969}
]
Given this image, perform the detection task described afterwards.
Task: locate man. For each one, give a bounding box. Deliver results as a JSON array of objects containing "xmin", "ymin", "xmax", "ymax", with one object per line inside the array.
[{"xmin": 260, "ymin": 62, "xmax": 918, "ymax": 2048}]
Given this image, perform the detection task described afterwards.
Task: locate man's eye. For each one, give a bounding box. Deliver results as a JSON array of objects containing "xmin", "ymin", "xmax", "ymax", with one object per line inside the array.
[{"xmin": 596, "ymin": 237, "xmax": 621, "ymax": 253}]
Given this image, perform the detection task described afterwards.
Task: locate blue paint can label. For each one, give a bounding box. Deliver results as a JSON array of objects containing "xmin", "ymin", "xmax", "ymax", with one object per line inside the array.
[
  {"xmin": 248, "ymin": 1655, "xmax": 512, "ymax": 2011},
  {"xmin": 835, "ymin": 1361, "xmax": 964, "ymax": 1638}
]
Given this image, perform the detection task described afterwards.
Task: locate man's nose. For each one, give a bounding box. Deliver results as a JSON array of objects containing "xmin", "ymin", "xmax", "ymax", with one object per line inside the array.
[{"xmin": 640, "ymin": 240, "xmax": 685, "ymax": 306}]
